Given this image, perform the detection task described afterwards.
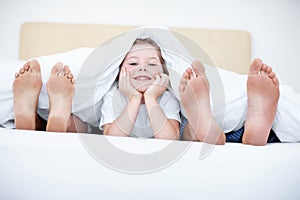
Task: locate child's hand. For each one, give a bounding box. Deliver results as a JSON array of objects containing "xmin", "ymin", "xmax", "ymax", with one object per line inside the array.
[
  {"xmin": 144, "ymin": 73, "xmax": 169, "ymax": 100},
  {"xmin": 119, "ymin": 67, "xmax": 142, "ymax": 100}
]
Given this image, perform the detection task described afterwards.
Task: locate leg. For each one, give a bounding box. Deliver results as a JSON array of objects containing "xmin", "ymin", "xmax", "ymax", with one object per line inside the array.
[
  {"xmin": 46, "ymin": 63, "xmax": 75, "ymax": 132},
  {"xmin": 179, "ymin": 60, "xmax": 225, "ymax": 144},
  {"xmin": 13, "ymin": 60, "xmax": 42, "ymax": 130},
  {"xmin": 66, "ymin": 114, "xmax": 88, "ymax": 133},
  {"xmin": 243, "ymin": 58, "xmax": 280, "ymax": 145}
]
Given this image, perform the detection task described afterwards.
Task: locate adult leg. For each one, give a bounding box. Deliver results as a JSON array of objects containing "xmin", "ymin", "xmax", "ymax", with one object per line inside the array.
[
  {"xmin": 179, "ymin": 60, "xmax": 225, "ymax": 144},
  {"xmin": 66, "ymin": 114, "xmax": 88, "ymax": 133},
  {"xmin": 242, "ymin": 58, "xmax": 280, "ymax": 145},
  {"xmin": 46, "ymin": 63, "xmax": 75, "ymax": 132},
  {"xmin": 13, "ymin": 60, "xmax": 42, "ymax": 130}
]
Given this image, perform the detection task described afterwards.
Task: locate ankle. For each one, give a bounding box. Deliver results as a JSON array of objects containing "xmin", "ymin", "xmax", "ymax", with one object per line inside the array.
[
  {"xmin": 15, "ymin": 116, "xmax": 36, "ymax": 130},
  {"xmin": 46, "ymin": 115, "xmax": 69, "ymax": 132},
  {"xmin": 242, "ymin": 133, "xmax": 267, "ymax": 146}
]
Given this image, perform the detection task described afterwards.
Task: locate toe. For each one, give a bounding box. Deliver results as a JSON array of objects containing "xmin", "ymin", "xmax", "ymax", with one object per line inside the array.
[
  {"xmin": 180, "ymin": 77, "xmax": 187, "ymax": 85},
  {"xmin": 29, "ymin": 59, "xmax": 41, "ymax": 73},
  {"xmin": 191, "ymin": 60, "xmax": 205, "ymax": 76},
  {"xmin": 186, "ymin": 67, "xmax": 193, "ymax": 74},
  {"xmin": 273, "ymin": 77, "xmax": 279, "ymax": 86},
  {"xmin": 63, "ymin": 65, "xmax": 71, "ymax": 75},
  {"xmin": 19, "ymin": 67, "xmax": 25, "ymax": 74},
  {"xmin": 183, "ymin": 72, "xmax": 190, "ymax": 79},
  {"xmin": 23, "ymin": 61, "xmax": 30, "ymax": 71},
  {"xmin": 179, "ymin": 83, "xmax": 186, "ymax": 95},
  {"xmin": 261, "ymin": 63, "xmax": 268, "ymax": 73},
  {"xmin": 67, "ymin": 73, "xmax": 73, "ymax": 79},
  {"xmin": 269, "ymin": 71, "xmax": 276, "ymax": 79},
  {"xmin": 250, "ymin": 58, "xmax": 262, "ymax": 74},
  {"xmin": 51, "ymin": 62, "xmax": 64, "ymax": 75},
  {"xmin": 266, "ymin": 66, "xmax": 272, "ymax": 74}
]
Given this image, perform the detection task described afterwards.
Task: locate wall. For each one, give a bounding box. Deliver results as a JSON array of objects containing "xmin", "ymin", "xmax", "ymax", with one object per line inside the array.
[{"xmin": 0, "ymin": 0, "xmax": 299, "ymax": 91}]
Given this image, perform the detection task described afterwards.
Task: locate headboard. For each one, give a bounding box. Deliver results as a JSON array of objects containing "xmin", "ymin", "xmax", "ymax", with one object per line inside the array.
[{"xmin": 19, "ymin": 22, "xmax": 251, "ymax": 74}]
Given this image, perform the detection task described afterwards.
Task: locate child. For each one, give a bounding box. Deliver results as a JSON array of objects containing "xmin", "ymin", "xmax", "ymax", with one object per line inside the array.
[{"xmin": 100, "ymin": 38, "xmax": 181, "ymax": 140}]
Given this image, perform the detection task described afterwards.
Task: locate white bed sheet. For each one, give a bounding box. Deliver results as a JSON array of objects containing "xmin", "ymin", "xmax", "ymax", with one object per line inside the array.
[{"xmin": 1, "ymin": 128, "xmax": 300, "ymax": 200}]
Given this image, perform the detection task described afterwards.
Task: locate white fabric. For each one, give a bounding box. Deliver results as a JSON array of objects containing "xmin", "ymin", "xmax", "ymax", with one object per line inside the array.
[
  {"xmin": 0, "ymin": 27, "xmax": 299, "ymax": 142},
  {"xmin": 33, "ymin": 47, "xmax": 95, "ymax": 120},
  {"xmin": 100, "ymin": 84, "xmax": 181, "ymax": 138},
  {"xmin": 1, "ymin": 129, "xmax": 300, "ymax": 199},
  {"xmin": 162, "ymin": 52, "xmax": 249, "ymax": 133},
  {"xmin": 0, "ymin": 56, "xmax": 24, "ymax": 128},
  {"xmin": 273, "ymin": 85, "xmax": 300, "ymax": 142}
]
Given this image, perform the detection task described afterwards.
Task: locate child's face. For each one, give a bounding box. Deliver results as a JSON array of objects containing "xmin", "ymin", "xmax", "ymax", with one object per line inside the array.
[{"xmin": 122, "ymin": 43, "xmax": 164, "ymax": 92}]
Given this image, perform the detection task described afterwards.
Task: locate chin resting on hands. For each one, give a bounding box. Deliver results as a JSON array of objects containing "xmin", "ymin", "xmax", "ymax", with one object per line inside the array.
[
  {"xmin": 119, "ymin": 67, "xmax": 142, "ymax": 100},
  {"xmin": 144, "ymin": 73, "xmax": 169, "ymax": 100}
]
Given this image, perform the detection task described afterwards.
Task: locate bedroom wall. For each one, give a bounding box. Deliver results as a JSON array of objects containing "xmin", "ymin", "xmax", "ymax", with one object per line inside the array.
[{"xmin": 0, "ymin": 0, "xmax": 299, "ymax": 92}]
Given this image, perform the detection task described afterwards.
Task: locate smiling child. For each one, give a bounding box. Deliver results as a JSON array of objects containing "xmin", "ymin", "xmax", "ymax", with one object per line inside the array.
[{"xmin": 100, "ymin": 38, "xmax": 181, "ymax": 140}]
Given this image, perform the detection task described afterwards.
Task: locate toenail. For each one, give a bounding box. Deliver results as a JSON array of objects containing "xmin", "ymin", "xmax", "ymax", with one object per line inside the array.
[{"xmin": 58, "ymin": 71, "xmax": 64, "ymax": 76}]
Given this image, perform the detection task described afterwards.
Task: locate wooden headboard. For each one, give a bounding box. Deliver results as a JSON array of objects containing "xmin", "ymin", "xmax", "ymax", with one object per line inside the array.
[{"xmin": 19, "ymin": 22, "xmax": 251, "ymax": 74}]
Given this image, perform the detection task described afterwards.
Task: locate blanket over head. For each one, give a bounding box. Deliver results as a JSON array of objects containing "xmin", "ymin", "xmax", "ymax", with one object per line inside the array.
[{"xmin": 72, "ymin": 26, "xmax": 244, "ymax": 131}]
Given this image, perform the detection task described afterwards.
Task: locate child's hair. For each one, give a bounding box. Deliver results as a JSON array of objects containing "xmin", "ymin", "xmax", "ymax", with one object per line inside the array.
[{"xmin": 116, "ymin": 38, "xmax": 169, "ymax": 82}]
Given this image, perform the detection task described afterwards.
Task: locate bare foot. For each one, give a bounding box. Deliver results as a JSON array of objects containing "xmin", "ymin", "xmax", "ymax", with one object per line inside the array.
[
  {"xmin": 179, "ymin": 60, "xmax": 225, "ymax": 144},
  {"xmin": 13, "ymin": 59, "xmax": 42, "ymax": 130},
  {"xmin": 243, "ymin": 58, "xmax": 280, "ymax": 145},
  {"xmin": 46, "ymin": 62, "xmax": 75, "ymax": 132}
]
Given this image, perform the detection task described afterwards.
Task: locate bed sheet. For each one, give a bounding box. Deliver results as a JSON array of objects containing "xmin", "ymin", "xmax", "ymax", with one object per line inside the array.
[{"xmin": 1, "ymin": 128, "xmax": 299, "ymax": 199}]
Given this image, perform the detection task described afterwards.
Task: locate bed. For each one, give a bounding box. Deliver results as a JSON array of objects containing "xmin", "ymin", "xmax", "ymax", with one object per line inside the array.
[{"xmin": 1, "ymin": 22, "xmax": 299, "ymax": 200}]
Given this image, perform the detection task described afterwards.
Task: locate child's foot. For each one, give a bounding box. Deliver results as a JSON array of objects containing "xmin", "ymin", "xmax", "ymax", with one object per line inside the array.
[
  {"xmin": 179, "ymin": 60, "xmax": 225, "ymax": 144},
  {"xmin": 243, "ymin": 58, "xmax": 280, "ymax": 145},
  {"xmin": 13, "ymin": 59, "xmax": 42, "ymax": 130},
  {"xmin": 46, "ymin": 62, "xmax": 75, "ymax": 132}
]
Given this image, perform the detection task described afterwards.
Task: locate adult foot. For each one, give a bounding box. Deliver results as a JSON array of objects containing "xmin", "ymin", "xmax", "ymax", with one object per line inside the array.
[
  {"xmin": 179, "ymin": 60, "xmax": 225, "ymax": 144},
  {"xmin": 46, "ymin": 62, "xmax": 75, "ymax": 132},
  {"xmin": 13, "ymin": 59, "xmax": 42, "ymax": 130},
  {"xmin": 243, "ymin": 58, "xmax": 280, "ymax": 145}
]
